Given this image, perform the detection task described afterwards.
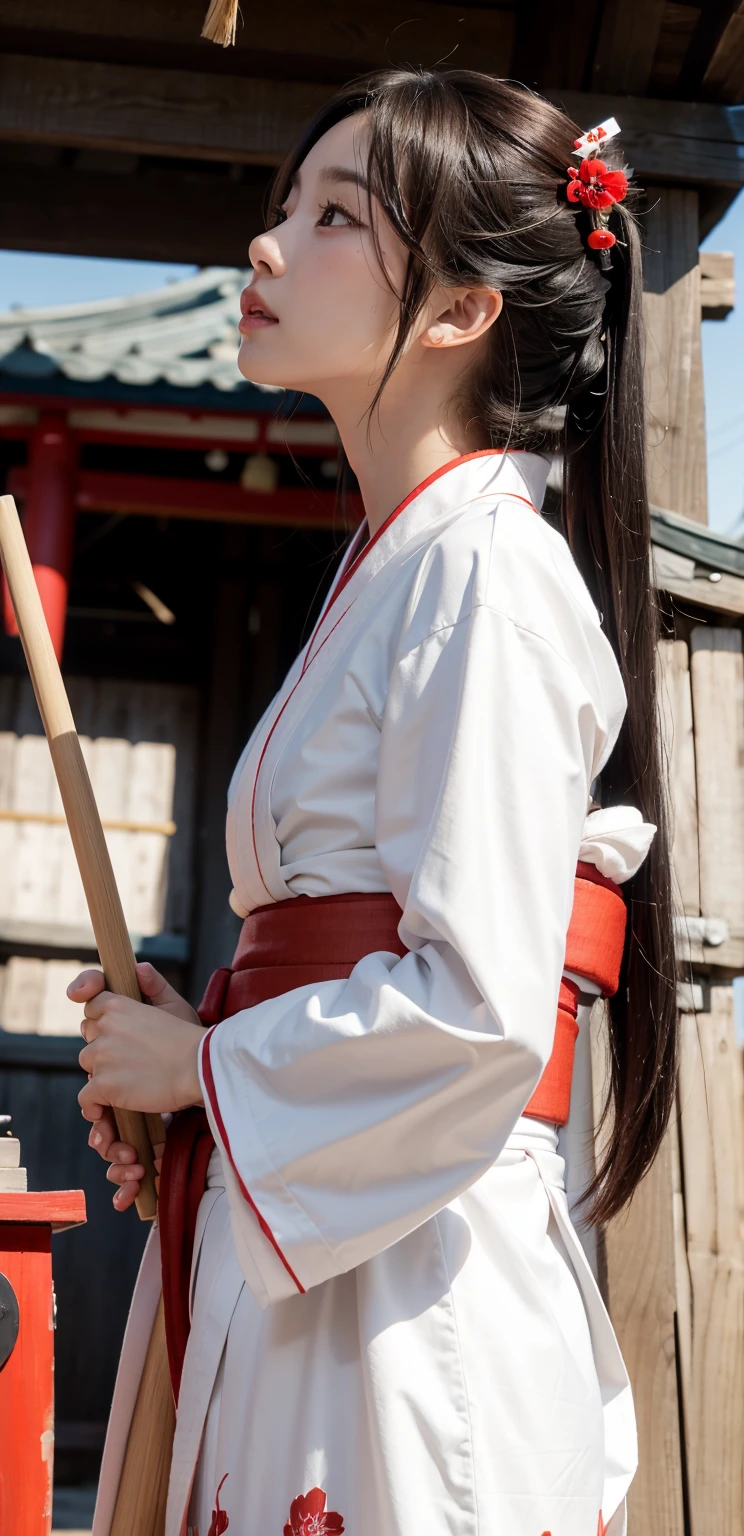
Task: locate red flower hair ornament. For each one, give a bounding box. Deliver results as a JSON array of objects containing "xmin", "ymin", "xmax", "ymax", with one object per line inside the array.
[
  {"xmin": 283, "ymin": 1486, "xmax": 345, "ymax": 1536},
  {"xmin": 566, "ymin": 158, "xmax": 628, "ymax": 212},
  {"xmin": 565, "ymin": 116, "xmax": 629, "ymax": 257}
]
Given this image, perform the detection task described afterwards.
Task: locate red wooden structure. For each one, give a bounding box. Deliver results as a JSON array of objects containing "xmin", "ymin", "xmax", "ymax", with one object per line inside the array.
[{"xmin": 0, "ymin": 1188, "xmax": 86, "ymax": 1536}]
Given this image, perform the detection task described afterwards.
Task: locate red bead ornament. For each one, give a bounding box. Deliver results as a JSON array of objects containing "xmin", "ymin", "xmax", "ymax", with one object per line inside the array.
[
  {"xmin": 587, "ymin": 228, "xmax": 616, "ymax": 250},
  {"xmin": 587, "ymin": 227, "xmax": 614, "ymax": 248}
]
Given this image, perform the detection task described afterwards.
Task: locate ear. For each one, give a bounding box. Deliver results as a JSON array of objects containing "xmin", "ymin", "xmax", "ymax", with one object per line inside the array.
[{"xmin": 421, "ymin": 287, "xmax": 503, "ymax": 351}]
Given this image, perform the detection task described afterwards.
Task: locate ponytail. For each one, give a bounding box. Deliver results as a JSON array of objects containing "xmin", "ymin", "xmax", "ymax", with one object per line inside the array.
[{"xmin": 565, "ymin": 212, "xmax": 677, "ymax": 1223}]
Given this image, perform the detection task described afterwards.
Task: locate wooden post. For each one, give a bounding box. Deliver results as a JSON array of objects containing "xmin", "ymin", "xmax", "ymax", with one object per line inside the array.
[
  {"xmin": 678, "ymin": 987, "xmax": 744, "ymax": 1532},
  {"xmin": 690, "ymin": 628, "xmax": 744, "ymax": 938},
  {"xmin": 603, "ymin": 1135, "xmax": 687, "ymax": 1535},
  {"xmin": 190, "ymin": 528, "xmax": 252, "ymax": 1004},
  {"xmin": 658, "ymin": 639, "xmax": 701, "ymax": 917},
  {"xmin": 591, "ymin": 1001, "xmax": 686, "ymax": 1534},
  {"xmin": 2, "ymin": 413, "xmax": 78, "ymax": 661},
  {"xmin": 643, "ymin": 188, "xmax": 708, "ymax": 524}
]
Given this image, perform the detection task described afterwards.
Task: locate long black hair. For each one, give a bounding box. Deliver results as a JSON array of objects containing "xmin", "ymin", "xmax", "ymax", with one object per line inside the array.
[{"xmin": 269, "ymin": 69, "xmax": 677, "ymax": 1224}]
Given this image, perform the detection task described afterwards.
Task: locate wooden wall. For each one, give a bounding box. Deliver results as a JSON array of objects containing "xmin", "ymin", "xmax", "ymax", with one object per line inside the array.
[{"xmin": 0, "ymin": 674, "xmax": 198, "ymax": 1032}]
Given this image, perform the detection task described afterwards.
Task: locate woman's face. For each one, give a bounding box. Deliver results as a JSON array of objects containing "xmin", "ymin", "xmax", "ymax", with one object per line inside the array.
[{"xmin": 239, "ymin": 115, "xmax": 408, "ymax": 402}]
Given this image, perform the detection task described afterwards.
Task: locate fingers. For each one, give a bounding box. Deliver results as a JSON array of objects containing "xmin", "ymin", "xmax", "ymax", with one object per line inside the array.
[
  {"xmin": 136, "ymin": 962, "xmax": 180, "ymax": 1008},
  {"xmin": 89, "ymin": 1124, "xmax": 140, "ymax": 1170},
  {"xmin": 112, "ymin": 1179, "xmax": 141, "ymax": 1212},
  {"xmin": 106, "ymin": 1160, "xmax": 145, "ymax": 1188},
  {"xmin": 83, "ymin": 989, "xmax": 114, "ymax": 1024},
  {"xmin": 67, "ymin": 968, "xmax": 107, "ymax": 1004},
  {"xmin": 78, "ymin": 1076, "xmax": 108, "ymax": 1123},
  {"xmin": 87, "ymin": 1110, "xmax": 118, "ymax": 1157},
  {"xmin": 135, "ymin": 963, "xmax": 199, "ymax": 1025}
]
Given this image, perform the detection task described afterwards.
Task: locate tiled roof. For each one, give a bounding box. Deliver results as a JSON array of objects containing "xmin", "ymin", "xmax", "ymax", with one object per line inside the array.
[{"xmin": 0, "ymin": 267, "xmax": 274, "ymax": 394}]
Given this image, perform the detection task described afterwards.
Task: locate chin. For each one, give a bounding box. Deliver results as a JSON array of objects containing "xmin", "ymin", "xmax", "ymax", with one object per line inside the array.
[
  {"xmin": 238, "ymin": 341, "xmax": 325, "ymax": 396},
  {"xmin": 237, "ymin": 340, "xmax": 299, "ymax": 391}
]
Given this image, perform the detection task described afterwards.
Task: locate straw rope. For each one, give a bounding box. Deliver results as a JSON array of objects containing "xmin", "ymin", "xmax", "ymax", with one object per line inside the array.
[{"xmin": 201, "ymin": 0, "xmax": 240, "ymax": 46}]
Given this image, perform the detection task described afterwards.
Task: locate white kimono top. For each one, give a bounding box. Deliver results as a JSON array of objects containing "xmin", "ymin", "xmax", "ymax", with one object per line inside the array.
[{"xmin": 94, "ymin": 450, "xmax": 654, "ymax": 1536}]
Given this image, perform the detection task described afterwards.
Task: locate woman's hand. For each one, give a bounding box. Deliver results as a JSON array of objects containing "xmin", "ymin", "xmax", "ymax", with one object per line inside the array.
[{"xmin": 68, "ymin": 961, "xmax": 207, "ymax": 1212}]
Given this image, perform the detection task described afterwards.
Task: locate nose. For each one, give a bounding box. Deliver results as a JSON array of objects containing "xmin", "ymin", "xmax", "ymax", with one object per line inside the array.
[{"xmin": 248, "ymin": 229, "xmax": 286, "ymax": 277}]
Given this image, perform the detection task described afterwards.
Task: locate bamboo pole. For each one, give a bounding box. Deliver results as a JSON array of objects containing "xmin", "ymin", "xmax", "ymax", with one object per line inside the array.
[{"xmin": 0, "ymin": 495, "xmax": 174, "ymax": 1535}]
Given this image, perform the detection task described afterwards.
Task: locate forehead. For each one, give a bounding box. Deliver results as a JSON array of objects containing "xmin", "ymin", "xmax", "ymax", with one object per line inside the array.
[{"xmin": 296, "ymin": 113, "xmax": 369, "ymax": 182}]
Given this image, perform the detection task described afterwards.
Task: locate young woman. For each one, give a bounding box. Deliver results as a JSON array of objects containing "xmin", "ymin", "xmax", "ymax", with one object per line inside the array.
[{"xmin": 73, "ymin": 70, "xmax": 676, "ymax": 1536}]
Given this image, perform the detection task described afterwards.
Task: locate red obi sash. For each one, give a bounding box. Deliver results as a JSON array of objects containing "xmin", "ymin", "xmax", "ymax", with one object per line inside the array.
[{"xmin": 160, "ymin": 863, "xmax": 625, "ymax": 1400}]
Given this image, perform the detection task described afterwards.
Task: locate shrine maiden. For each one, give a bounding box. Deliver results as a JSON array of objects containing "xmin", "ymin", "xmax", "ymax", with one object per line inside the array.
[{"xmin": 73, "ymin": 70, "xmax": 677, "ymax": 1536}]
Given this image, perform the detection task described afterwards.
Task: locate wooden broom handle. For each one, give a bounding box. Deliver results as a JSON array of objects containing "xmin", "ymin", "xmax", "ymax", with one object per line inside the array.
[{"xmin": 0, "ymin": 494, "xmax": 160, "ymax": 1220}]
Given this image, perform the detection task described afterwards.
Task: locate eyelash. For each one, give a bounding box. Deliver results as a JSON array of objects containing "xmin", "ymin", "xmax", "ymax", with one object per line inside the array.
[
  {"xmin": 317, "ymin": 199, "xmax": 361, "ymax": 229},
  {"xmin": 269, "ymin": 198, "xmax": 362, "ymax": 231}
]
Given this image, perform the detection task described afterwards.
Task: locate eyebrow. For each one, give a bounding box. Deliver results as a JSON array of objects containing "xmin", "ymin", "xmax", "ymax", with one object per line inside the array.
[{"xmin": 291, "ymin": 164, "xmax": 369, "ymax": 194}]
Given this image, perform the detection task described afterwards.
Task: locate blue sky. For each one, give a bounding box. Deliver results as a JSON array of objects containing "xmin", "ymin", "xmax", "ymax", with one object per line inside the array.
[
  {"xmin": 702, "ymin": 192, "xmax": 744, "ymax": 535},
  {"xmin": 0, "ymin": 205, "xmax": 741, "ymax": 534}
]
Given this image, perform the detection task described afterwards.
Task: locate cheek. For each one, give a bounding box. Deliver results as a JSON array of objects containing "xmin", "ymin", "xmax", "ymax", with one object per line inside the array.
[
  {"xmin": 237, "ymin": 235, "xmax": 401, "ymax": 390},
  {"xmin": 296, "ymin": 242, "xmax": 399, "ymax": 357}
]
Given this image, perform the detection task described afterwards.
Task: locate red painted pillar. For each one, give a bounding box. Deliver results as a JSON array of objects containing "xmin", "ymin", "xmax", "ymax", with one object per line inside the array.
[
  {"xmin": 3, "ymin": 412, "xmax": 77, "ymax": 661},
  {"xmin": 0, "ymin": 1190, "xmax": 86, "ymax": 1536}
]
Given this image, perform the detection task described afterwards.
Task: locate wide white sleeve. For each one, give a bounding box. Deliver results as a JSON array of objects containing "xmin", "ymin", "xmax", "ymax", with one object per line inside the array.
[{"xmin": 199, "ymin": 601, "xmax": 620, "ymax": 1307}]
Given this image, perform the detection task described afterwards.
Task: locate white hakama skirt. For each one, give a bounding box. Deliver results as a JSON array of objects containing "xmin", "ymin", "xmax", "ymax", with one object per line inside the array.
[{"xmin": 176, "ymin": 1118, "xmax": 632, "ymax": 1536}]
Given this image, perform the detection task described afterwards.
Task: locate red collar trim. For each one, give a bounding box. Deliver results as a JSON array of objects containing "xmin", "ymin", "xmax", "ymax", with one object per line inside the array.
[{"xmin": 332, "ymin": 448, "xmax": 513, "ymax": 610}]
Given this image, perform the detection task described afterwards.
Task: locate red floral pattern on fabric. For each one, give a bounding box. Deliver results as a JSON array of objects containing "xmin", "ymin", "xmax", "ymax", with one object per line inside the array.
[
  {"xmin": 566, "ymin": 158, "xmax": 628, "ymax": 210},
  {"xmin": 283, "ymin": 1486, "xmax": 345, "ymax": 1535},
  {"xmin": 207, "ymin": 1473, "xmax": 229, "ymax": 1536}
]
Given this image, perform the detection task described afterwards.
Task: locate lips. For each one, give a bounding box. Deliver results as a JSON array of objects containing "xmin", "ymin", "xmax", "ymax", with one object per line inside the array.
[{"xmin": 239, "ymin": 287, "xmax": 278, "ymax": 330}]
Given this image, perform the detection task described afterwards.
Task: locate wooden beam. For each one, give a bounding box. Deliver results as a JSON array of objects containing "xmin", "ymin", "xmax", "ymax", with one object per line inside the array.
[
  {"xmin": 702, "ymin": 1, "xmax": 744, "ymax": 105},
  {"xmin": 0, "ymin": 1, "xmax": 515, "ymax": 84},
  {"xmin": 653, "ymin": 558, "xmax": 744, "ymax": 617},
  {"xmin": 707, "ymin": 2, "xmax": 744, "ymax": 105},
  {"xmin": 7, "ymin": 467, "xmax": 363, "ymax": 531},
  {"xmin": 0, "ymin": 153, "xmax": 271, "ymax": 265},
  {"xmin": 0, "ymin": 54, "xmax": 331, "ymax": 166},
  {"xmin": 512, "ymin": 0, "xmax": 602, "ymax": 94},
  {"xmin": 677, "ymin": 0, "xmax": 744, "ymax": 103},
  {"xmin": 589, "ymin": 0, "xmax": 667, "ymax": 95},
  {"xmin": 1, "ymin": 54, "xmax": 743, "ymax": 187},
  {"xmin": 700, "ymin": 250, "xmax": 735, "ymax": 319},
  {"xmin": 549, "ymin": 90, "xmax": 744, "ymax": 188},
  {"xmin": 642, "ymin": 189, "xmax": 708, "ymax": 524}
]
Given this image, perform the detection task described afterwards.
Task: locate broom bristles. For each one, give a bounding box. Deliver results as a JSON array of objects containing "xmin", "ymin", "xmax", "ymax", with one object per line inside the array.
[{"xmin": 201, "ymin": 0, "xmax": 240, "ymax": 46}]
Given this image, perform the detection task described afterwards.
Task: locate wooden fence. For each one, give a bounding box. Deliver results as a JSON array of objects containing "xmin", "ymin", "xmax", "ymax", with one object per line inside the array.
[{"xmin": 599, "ymin": 625, "xmax": 744, "ymax": 1534}]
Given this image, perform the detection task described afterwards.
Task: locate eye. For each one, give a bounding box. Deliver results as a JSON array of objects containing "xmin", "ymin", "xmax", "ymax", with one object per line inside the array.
[
  {"xmin": 268, "ymin": 205, "xmax": 288, "ymax": 229},
  {"xmin": 317, "ymin": 199, "xmax": 361, "ymax": 229}
]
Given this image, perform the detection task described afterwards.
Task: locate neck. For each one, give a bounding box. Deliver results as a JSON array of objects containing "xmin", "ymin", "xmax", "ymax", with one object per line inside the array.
[{"xmin": 319, "ymin": 359, "xmax": 489, "ymax": 537}]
